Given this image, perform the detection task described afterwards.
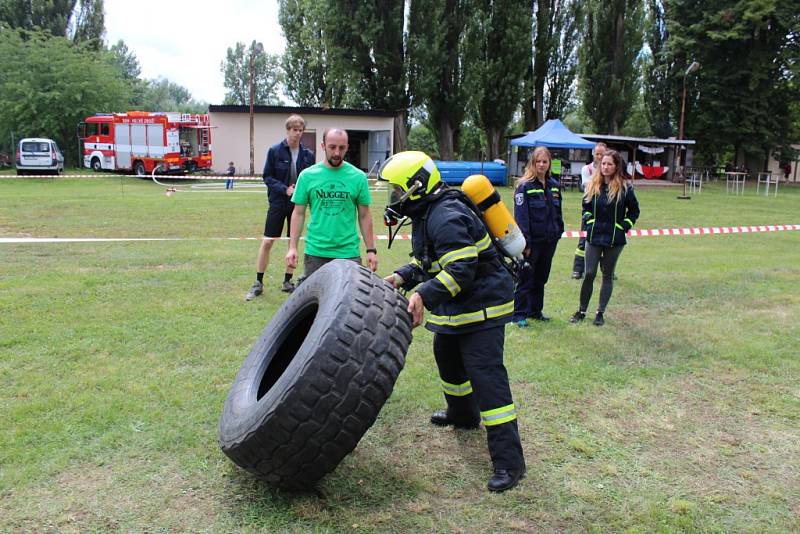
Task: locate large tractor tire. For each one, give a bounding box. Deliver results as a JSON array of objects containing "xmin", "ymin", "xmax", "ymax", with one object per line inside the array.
[{"xmin": 218, "ymin": 260, "xmax": 412, "ymax": 489}]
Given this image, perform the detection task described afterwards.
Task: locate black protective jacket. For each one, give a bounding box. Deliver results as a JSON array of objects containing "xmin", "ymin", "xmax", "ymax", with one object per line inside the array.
[
  {"xmin": 395, "ymin": 190, "xmax": 514, "ymax": 334},
  {"xmin": 582, "ymin": 183, "xmax": 640, "ymax": 247},
  {"xmin": 513, "ymin": 176, "xmax": 564, "ymax": 245},
  {"xmin": 262, "ymin": 139, "xmax": 315, "ymax": 208}
]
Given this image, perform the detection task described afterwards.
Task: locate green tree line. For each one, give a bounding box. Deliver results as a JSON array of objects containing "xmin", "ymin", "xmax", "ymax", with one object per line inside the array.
[
  {"xmin": 0, "ymin": 0, "xmax": 206, "ymax": 166},
  {"xmin": 278, "ymin": 0, "xmax": 799, "ymax": 167},
  {"xmin": 2, "ymin": 0, "xmax": 798, "ymax": 170}
]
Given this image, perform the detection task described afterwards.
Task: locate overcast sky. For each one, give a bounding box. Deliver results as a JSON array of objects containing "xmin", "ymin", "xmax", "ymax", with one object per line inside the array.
[{"xmin": 104, "ymin": 0, "xmax": 285, "ymax": 105}]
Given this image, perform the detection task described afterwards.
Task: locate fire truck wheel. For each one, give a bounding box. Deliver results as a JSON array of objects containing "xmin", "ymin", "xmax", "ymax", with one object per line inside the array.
[
  {"xmin": 218, "ymin": 259, "xmax": 412, "ymax": 490},
  {"xmin": 91, "ymin": 158, "xmax": 102, "ymax": 172},
  {"xmin": 133, "ymin": 161, "xmax": 146, "ymax": 177}
]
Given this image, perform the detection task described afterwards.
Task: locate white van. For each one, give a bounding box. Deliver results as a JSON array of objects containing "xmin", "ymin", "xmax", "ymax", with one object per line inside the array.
[{"xmin": 16, "ymin": 138, "xmax": 65, "ymax": 175}]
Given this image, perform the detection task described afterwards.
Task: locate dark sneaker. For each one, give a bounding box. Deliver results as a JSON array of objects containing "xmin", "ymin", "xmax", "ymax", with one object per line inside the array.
[
  {"xmin": 529, "ymin": 313, "xmax": 551, "ymax": 322},
  {"xmin": 593, "ymin": 311, "xmax": 605, "ymax": 326},
  {"xmin": 487, "ymin": 467, "xmax": 526, "ymax": 492},
  {"xmin": 280, "ymin": 280, "xmax": 295, "ymax": 293},
  {"xmin": 569, "ymin": 310, "xmax": 586, "ymax": 323},
  {"xmin": 430, "ymin": 410, "xmax": 480, "ymax": 429},
  {"xmin": 245, "ymin": 281, "xmax": 263, "ymax": 301},
  {"xmin": 571, "ymin": 271, "xmax": 583, "ymax": 279}
]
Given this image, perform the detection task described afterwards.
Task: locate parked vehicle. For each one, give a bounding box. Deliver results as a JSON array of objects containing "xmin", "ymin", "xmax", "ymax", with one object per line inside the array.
[
  {"xmin": 16, "ymin": 138, "xmax": 65, "ymax": 176},
  {"xmin": 77, "ymin": 111, "xmax": 213, "ymax": 176}
]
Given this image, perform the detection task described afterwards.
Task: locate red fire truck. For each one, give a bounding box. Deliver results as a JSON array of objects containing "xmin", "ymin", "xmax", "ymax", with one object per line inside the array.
[{"xmin": 78, "ymin": 111, "xmax": 213, "ymax": 175}]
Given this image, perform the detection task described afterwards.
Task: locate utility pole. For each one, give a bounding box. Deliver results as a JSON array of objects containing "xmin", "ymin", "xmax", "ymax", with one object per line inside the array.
[{"xmin": 248, "ymin": 42, "xmax": 264, "ymax": 176}]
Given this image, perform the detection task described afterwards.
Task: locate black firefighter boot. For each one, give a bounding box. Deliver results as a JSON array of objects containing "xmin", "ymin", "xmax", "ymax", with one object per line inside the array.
[
  {"xmin": 487, "ymin": 466, "xmax": 526, "ymax": 492},
  {"xmin": 430, "ymin": 410, "xmax": 480, "ymax": 429}
]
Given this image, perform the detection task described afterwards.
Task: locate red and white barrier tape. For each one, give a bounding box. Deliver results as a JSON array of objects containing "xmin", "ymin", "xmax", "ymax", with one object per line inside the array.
[
  {"xmin": 1, "ymin": 224, "xmax": 797, "ymax": 244},
  {"xmin": 384, "ymin": 224, "xmax": 800, "ymax": 240},
  {"xmin": 2, "ymin": 173, "xmax": 266, "ymax": 180},
  {"xmin": 4, "ymin": 174, "xmax": 383, "ymax": 181}
]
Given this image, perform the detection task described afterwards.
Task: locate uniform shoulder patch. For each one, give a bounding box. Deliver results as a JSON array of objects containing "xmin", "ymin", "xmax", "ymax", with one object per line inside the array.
[{"xmin": 515, "ymin": 192, "xmax": 524, "ymax": 206}]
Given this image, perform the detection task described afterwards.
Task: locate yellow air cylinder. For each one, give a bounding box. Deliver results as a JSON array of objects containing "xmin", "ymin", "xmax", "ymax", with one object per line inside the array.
[{"xmin": 461, "ymin": 174, "xmax": 527, "ymax": 260}]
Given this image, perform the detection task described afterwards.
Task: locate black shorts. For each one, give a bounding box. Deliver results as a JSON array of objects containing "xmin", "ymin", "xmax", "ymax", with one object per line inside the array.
[{"xmin": 264, "ymin": 203, "xmax": 293, "ymax": 238}]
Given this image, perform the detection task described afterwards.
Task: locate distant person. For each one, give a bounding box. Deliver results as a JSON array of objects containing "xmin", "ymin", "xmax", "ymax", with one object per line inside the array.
[
  {"xmin": 572, "ymin": 142, "xmax": 607, "ymax": 279},
  {"xmin": 569, "ymin": 149, "xmax": 640, "ymax": 326},
  {"xmin": 512, "ymin": 146, "xmax": 563, "ymax": 327},
  {"xmin": 225, "ymin": 161, "xmax": 235, "ymax": 190},
  {"xmin": 285, "ymin": 128, "xmax": 377, "ymax": 279},
  {"xmin": 245, "ymin": 114, "xmax": 315, "ymax": 301}
]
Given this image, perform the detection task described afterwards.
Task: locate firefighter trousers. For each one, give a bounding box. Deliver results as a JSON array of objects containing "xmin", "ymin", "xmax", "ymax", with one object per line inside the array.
[
  {"xmin": 433, "ymin": 325, "xmax": 525, "ymax": 470},
  {"xmin": 513, "ymin": 239, "xmax": 559, "ymax": 320}
]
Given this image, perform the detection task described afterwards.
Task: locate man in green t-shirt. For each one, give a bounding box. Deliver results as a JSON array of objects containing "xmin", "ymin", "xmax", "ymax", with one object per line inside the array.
[{"xmin": 285, "ymin": 128, "xmax": 377, "ymax": 279}]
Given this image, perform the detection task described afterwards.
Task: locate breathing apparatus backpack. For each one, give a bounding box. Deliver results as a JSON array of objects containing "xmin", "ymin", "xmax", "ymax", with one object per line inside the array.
[{"xmin": 417, "ymin": 176, "xmax": 529, "ymax": 282}]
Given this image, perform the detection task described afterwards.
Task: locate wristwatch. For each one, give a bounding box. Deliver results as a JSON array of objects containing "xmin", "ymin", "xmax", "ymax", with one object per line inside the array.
[{"xmin": 366, "ymin": 248, "xmax": 377, "ymax": 254}]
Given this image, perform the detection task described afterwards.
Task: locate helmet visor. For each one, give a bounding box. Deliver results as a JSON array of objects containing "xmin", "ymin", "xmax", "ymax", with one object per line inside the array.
[{"xmin": 388, "ymin": 185, "xmax": 405, "ymax": 207}]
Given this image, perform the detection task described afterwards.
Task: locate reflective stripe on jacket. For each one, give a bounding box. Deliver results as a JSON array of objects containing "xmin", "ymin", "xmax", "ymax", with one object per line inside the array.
[
  {"xmin": 395, "ymin": 194, "xmax": 514, "ymax": 334},
  {"xmin": 582, "ymin": 184, "xmax": 640, "ymax": 246},
  {"xmin": 513, "ymin": 176, "xmax": 564, "ymax": 245}
]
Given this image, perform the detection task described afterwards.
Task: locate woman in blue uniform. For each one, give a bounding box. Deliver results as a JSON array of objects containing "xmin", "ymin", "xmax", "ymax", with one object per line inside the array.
[
  {"xmin": 512, "ymin": 146, "xmax": 564, "ymax": 327},
  {"xmin": 570, "ymin": 149, "xmax": 639, "ymax": 326}
]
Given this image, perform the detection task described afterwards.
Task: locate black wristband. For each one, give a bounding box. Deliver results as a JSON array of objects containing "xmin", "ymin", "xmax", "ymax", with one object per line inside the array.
[{"xmin": 366, "ymin": 248, "xmax": 377, "ymax": 254}]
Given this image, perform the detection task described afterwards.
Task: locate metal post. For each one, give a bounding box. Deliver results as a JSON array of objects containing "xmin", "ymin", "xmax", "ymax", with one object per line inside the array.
[
  {"xmin": 248, "ymin": 42, "xmax": 264, "ymax": 177},
  {"xmin": 248, "ymin": 53, "xmax": 255, "ymax": 177},
  {"xmin": 677, "ymin": 61, "xmax": 699, "ymax": 200}
]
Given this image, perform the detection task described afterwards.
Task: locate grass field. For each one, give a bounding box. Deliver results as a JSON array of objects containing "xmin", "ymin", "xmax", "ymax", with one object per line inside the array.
[{"xmin": 1, "ymin": 175, "xmax": 799, "ymax": 532}]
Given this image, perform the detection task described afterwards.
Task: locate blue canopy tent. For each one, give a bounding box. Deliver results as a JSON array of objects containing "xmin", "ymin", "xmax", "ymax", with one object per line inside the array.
[
  {"xmin": 510, "ymin": 119, "xmax": 595, "ymax": 149},
  {"xmin": 509, "ymin": 119, "xmax": 595, "ymax": 178}
]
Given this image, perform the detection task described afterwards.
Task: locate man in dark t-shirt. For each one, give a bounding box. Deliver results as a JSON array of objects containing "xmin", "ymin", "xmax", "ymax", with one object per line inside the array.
[{"xmin": 245, "ymin": 114, "xmax": 315, "ymax": 301}]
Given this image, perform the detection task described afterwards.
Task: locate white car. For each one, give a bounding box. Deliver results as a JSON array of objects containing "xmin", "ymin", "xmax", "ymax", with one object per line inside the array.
[{"xmin": 16, "ymin": 138, "xmax": 65, "ymax": 176}]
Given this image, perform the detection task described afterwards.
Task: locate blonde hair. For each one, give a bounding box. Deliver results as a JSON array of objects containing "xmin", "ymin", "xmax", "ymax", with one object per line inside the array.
[
  {"xmin": 516, "ymin": 146, "xmax": 551, "ymax": 187},
  {"xmin": 285, "ymin": 114, "xmax": 305, "ymax": 131},
  {"xmin": 584, "ymin": 149, "xmax": 628, "ymax": 202}
]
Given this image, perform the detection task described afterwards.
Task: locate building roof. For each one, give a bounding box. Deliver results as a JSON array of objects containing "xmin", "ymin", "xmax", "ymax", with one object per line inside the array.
[
  {"xmin": 208, "ymin": 104, "xmax": 397, "ymax": 118},
  {"xmin": 578, "ymin": 133, "xmax": 696, "ymax": 147}
]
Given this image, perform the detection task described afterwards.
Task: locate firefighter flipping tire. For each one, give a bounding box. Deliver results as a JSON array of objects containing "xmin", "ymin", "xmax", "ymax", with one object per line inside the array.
[{"xmin": 218, "ymin": 259, "xmax": 412, "ymax": 490}]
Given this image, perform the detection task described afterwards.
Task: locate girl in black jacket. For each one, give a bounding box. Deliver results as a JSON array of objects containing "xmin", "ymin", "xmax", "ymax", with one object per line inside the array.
[
  {"xmin": 512, "ymin": 146, "xmax": 564, "ymax": 326},
  {"xmin": 570, "ymin": 150, "xmax": 639, "ymax": 326}
]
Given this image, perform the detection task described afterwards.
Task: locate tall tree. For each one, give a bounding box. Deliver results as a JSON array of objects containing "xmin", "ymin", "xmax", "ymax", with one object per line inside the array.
[
  {"xmin": 467, "ymin": 0, "xmax": 530, "ymax": 159},
  {"xmin": 523, "ymin": 0, "xmax": 582, "ymax": 130},
  {"xmin": 0, "ymin": 0, "xmax": 74, "ymax": 34},
  {"xmin": 522, "ymin": 61, "xmax": 536, "ymax": 131},
  {"xmin": 532, "ymin": 0, "xmax": 551, "ymax": 128},
  {"xmin": 642, "ymin": 0, "xmax": 673, "ymax": 138},
  {"xmin": 666, "ymin": 0, "xmax": 800, "ymax": 167},
  {"xmin": 220, "ymin": 41, "xmax": 283, "ymax": 106},
  {"xmin": 579, "ymin": 0, "xmax": 644, "ymax": 134},
  {"xmin": 544, "ymin": 0, "xmax": 583, "ymax": 120},
  {"xmin": 278, "ymin": 0, "xmax": 361, "ymax": 107},
  {"xmin": 0, "ymin": 29, "xmax": 130, "ymax": 165},
  {"xmin": 0, "ymin": 0, "xmax": 104, "ymax": 43},
  {"xmin": 409, "ymin": 0, "xmax": 473, "ymax": 159},
  {"xmin": 70, "ymin": 0, "xmax": 104, "ymax": 47},
  {"xmin": 137, "ymin": 77, "xmax": 207, "ymax": 114},
  {"xmin": 326, "ymin": 0, "xmax": 412, "ymax": 151},
  {"xmin": 108, "ymin": 38, "xmax": 147, "ymax": 107},
  {"xmin": 108, "ymin": 39, "xmax": 140, "ymax": 80}
]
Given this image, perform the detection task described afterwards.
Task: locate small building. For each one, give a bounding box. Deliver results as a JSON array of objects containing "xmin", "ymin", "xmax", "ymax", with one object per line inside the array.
[
  {"xmin": 208, "ymin": 105, "xmax": 396, "ymax": 175},
  {"xmin": 578, "ymin": 133, "xmax": 696, "ymax": 181},
  {"xmin": 765, "ymin": 143, "xmax": 800, "ymax": 182}
]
